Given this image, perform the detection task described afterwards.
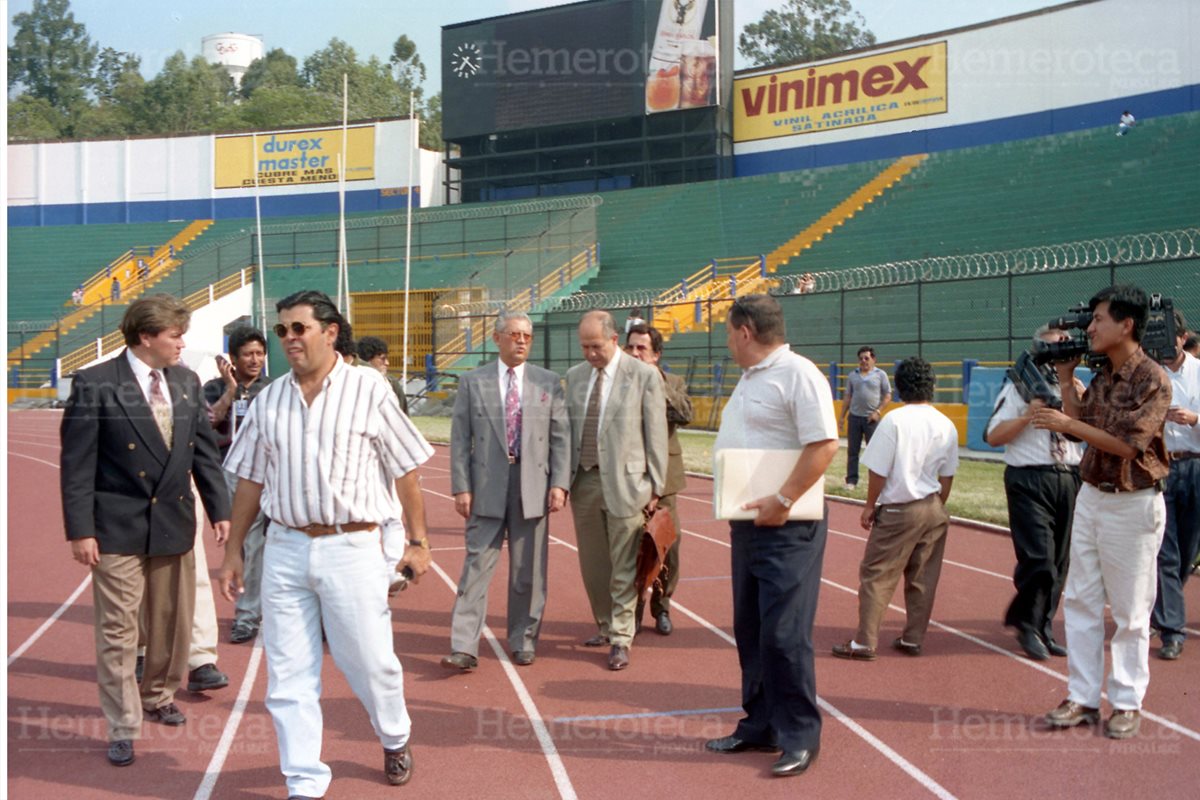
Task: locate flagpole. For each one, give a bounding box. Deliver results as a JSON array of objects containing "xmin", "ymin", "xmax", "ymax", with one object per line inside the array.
[
  {"xmin": 402, "ymin": 93, "xmax": 416, "ymax": 387},
  {"xmin": 337, "ymin": 72, "xmax": 350, "ymax": 318},
  {"xmin": 252, "ymin": 132, "xmax": 269, "ymax": 375}
]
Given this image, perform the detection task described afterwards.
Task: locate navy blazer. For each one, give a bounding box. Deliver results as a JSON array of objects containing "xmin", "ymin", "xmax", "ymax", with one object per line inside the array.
[{"xmin": 60, "ymin": 350, "xmax": 230, "ymax": 556}]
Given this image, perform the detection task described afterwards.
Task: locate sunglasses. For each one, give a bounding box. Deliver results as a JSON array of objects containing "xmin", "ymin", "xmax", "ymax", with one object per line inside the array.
[
  {"xmin": 274, "ymin": 321, "xmax": 317, "ymax": 338},
  {"xmin": 503, "ymin": 331, "xmax": 533, "ymax": 342}
]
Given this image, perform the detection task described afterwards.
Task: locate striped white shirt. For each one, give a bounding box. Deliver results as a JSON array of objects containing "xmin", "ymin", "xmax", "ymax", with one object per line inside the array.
[{"xmin": 224, "ymin": 356, "xmax": 433, "ymax": 529}]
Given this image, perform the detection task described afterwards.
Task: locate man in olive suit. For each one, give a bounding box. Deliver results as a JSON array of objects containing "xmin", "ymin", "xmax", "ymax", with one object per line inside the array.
[{"xmin": 444, "ymin": 311, "xmax": 571, "ymax": 671}]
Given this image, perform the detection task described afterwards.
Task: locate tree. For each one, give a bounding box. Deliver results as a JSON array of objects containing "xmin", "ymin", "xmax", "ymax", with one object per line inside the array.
[
  {"xmin": 141, "ymin": 52, "xmax": 239, "ymax": 134},
  {"xmin": 239, "ymin": 48, "xmax": 300, "ymax": 99},
  {"xmin": 7, "ymin": 95, "xmax": 68, "ymax": 140},
  {"xmin": 8, "ymin": 0, "xmax": 98, "ymax": 119},
  {"xmin": 739, "ymin": 0, "xmax": 876, "ymax": 67},
  {"xmin": 94, "ymin": 47, "xmax": 141, "ymax": 104},
  {"xmin": 419, "ymin": 93, "xmax": 443, "ymax": 151},
  {"xmin": 236, "ymin": 84, "xmax": 339, "ymax": 130},
  {"xmin": 390, "ymin": 35, "xmax": 426, "ymax": 97}
]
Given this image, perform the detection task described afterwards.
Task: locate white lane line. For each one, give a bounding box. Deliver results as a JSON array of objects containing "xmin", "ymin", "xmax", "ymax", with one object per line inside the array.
[
  {"xmin": 547, "ymin": 534, "xmax": 958, "ymax": 800},
  {"xmin": 423, "ymin": 488, "xmax": 578, "ymax": 800},
  {"xmin": 7, "ymin": 450, "xmax": 60, "ymax": 469},
  {"xmin": 7, "ymin": 574, "xmax": 92, "ymax": 666},
  {"xmin": 193, "ymin": 634, "xmax": 266, "ymax": 800}
]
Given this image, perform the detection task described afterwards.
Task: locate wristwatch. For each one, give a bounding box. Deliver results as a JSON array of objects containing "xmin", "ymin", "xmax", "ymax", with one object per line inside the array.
[
  {"xmin": 407, "ymin": 537, "xmax": 429, "ymax": 549},
  {"xmin": 775, "ymin": 493, "xmax": 795, "ymax": 509}
]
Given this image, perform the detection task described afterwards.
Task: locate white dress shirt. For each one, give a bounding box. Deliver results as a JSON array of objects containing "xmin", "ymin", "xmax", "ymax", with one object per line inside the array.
[
  {"xmin": 126, "ymin": 348, "xmax": 173, "ymax": 412},
  {"xmin": 584, "ymin": 348, "xmax": 621, "ymax": 434},
  {"xmin": 498, "ymin": 359, "xmax": 526, "ymax": 407},
  {"xmin": 1165, "ymin": 352, "xmax": 1200, "ymax": 454},
  {"xmin": 987, "ymin": 381, "xmax": 1082, "ymax": 467},
  {"xmin": 715, "ymin": 345, "xmax": 838, "ymax": 452}
]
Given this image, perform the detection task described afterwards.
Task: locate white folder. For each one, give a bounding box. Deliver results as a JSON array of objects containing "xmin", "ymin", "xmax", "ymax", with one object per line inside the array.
[{"xmin": 713, "ymin": 449, "xmax": 825, "ymax": 521}]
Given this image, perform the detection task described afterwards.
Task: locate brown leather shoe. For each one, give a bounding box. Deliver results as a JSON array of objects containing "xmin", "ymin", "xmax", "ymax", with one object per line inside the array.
[
  {"xmin": 145, "ymin": 702, "xmax": 186, "ymax": 726},
  {"xmin": 583, "ymin": 634, "xmax": 608, "ymax": 647},
  {"xmin": 440, "ymin": 652, "xmax": 478, "ymax": 671},
  {"xmin": 384, "ymin": 743, "xmax": 413, "ymax": 786},
  {"xmin": 831, "ymin": 641, "xmax": 876, "ymax": 661},
  {"xmin": 1105, "ymin": 710, "xmax": 1141, "ymax": 739},
  {"xmin": 608, "ymin": 644, "xmax": 629, "ymax": 670},
  {"xmin": 1045, "ymin": 699, "xmax": 1099, "ymax": 728}
]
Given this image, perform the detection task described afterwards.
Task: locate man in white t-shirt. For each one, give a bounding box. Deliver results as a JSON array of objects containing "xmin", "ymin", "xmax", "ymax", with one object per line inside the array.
[{"xmin": 833, "ymin": 357, "xmax": 959, "ymax": 660}]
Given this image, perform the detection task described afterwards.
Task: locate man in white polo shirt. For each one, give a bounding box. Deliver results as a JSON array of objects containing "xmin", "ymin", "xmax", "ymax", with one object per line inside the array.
[{"xmin": 833, "ymin": 356, "xmax": 958, "ymax": 660}]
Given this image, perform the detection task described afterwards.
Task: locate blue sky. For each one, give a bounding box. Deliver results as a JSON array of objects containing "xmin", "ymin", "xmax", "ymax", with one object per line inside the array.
[{"xmin": 7, "ymin": 0, "xmax": 1056, "ymax": 92}]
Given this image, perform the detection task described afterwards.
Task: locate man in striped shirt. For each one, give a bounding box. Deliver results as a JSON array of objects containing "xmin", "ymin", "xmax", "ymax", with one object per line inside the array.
[{"xmin": 219, "ymin": 290, "xmax": 434, "ymax": 798}]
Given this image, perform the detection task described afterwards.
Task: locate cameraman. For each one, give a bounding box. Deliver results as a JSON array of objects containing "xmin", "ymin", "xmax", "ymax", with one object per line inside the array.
[
  {"xmin": 1151, "ymin": 310, "xmax": 1200, "ymax": 661},
  {"xmin": 1033, "ymin": 285, "xmax": 1170, "ymax": 740},
  {"xmin": 986, "ymin": 327, "xmax": 1083, "ymax": 661}
]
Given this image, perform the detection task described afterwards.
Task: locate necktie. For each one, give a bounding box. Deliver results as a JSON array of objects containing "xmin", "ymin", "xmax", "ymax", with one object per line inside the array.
[
  {"xmin": 505, "ymin": 367, "xmax": 522, "ymax": 459},
  {"xmin": 579, "ymin": 368, "xmax": 604, "ymax": 470},
  {"xmin": 149, "ymin": 370, "xmax": 173, "ymax": 449},
  {"xmin": 1050, "ymin": 431, "xmax": 1067, "ymax": 464}
]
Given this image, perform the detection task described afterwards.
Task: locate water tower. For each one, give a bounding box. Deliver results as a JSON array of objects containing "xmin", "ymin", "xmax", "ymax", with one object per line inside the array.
[{"xmin": 201, "ymin": 33, "xmax": 264, "ymax": 88}]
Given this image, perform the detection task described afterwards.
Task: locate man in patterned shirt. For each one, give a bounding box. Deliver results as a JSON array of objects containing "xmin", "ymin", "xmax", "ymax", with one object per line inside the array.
[{"xmin": 219, "ymin": 290, "xmax": 434, "ymax": 797}]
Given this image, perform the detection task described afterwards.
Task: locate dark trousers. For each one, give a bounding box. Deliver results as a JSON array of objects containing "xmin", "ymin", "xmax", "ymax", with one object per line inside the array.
[
  {"xmin": 1002, "ymin": 465, "xmax": 1081, "ymax": 641},
  {"xmin": 730, "ymin": 514, "xmax": 826, "ymax": 752},
  {"xmin": 1153, "ymin": 458, "xmax": 1200, "ymax": 643},
  {"xmin": 846, "ymin": 414, "xmax": 878, "ymax": 485}
]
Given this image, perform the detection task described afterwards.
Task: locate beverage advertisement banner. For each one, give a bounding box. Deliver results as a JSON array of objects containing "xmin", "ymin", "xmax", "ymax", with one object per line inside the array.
[
  {"xmin": 733, "ymin": 42, "xmax": 948, "ymax": 143},
  {"xmin": 213, "ymin": 125, "xmax": 376, "ymax": 190}
]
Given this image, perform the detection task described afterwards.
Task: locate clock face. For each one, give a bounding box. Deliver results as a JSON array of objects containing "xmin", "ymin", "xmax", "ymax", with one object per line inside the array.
[{"xmin": 452, "ymin": 42, "xmax": 482, "ymax": 78}]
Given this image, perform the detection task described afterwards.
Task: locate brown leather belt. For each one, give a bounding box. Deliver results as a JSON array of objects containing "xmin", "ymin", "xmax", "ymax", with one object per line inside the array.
[
  {"xmin": 1170, "ymin": 451, "xmax": 1200, "ymax": 461},
  {"xmin": 298, "ymin": 522, "xmax": 378, "ymax": 537}
]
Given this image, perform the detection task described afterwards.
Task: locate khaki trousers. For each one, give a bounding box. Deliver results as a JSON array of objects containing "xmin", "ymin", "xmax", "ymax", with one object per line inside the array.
[
  {"xmin": 93, "ymin": 549, "xmax": 195, "ymax": 740},
  {"xmin": 855, "ymin": 493, "xmax": 949, "ymax": 649},
  {"xmin": 570, "ymin": 468, "xmax": 643, "ymax": 647}
]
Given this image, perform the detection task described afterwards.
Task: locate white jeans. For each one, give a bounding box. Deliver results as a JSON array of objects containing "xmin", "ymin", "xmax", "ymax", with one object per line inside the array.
[
  {"xmin": 262, "ymin": 523, "xmax": 410, "ymax": 798},
  {"xmin": 1064, "ymin": 483, "xmax": 1166, "ymax": 710}
]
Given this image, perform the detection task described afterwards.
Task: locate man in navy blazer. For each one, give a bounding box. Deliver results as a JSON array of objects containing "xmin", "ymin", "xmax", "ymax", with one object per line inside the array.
[{"xmin": 60, "ymin": 294, "xmax": 229, "ymax": 767}]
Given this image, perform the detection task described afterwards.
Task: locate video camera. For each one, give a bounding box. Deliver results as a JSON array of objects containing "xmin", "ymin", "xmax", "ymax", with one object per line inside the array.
[
  {"xmin": 1006, "ymin": 350, "xmax": 1062, "ymax": 409},
  {"xmin": 1032, "ymin": 293, "xmax": 1179, "ymax": 367}
]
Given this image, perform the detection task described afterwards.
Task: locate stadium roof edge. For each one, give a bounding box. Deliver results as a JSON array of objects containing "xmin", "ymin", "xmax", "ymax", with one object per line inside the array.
[{"xmin": 733, "ymin": 0, "xmax": 1105, "ymax": 78}]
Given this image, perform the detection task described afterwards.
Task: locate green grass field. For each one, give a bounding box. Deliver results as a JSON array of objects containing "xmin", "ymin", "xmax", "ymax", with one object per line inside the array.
[{"xmin": 411, "ymin": 418, "xmax": 1012, "ymax": 528}]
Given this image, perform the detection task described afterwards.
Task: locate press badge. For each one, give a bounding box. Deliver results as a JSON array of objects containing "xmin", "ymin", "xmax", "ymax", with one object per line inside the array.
[{"xmin": 234, "ymin": 398, "xmax": 249, "ymax": 418}]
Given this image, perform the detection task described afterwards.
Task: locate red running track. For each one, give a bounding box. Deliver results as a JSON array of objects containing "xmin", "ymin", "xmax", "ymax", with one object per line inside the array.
[{"xmin": 8, "ymin": 408, "xmax": 1200, "ymax": 799}]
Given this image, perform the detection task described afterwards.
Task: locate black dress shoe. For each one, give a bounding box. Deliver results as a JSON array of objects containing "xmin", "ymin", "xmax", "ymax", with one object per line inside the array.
[
  {"xmin": 1158, "ymin": 640, "xmax": 1183, "ymax": 660},
  {"xmin": 1017, "ymin": 628, "xmax": 1049, "ymax": 661},
  {"xmin": 188, "ymin": 663, "xmax": 229, "ymax": 692},
  {"xmin": 441, "ymin": 652, "xmax": 478, "ymax": 671},
  {"xmin": 772, "ymin": 747, "xmax": 819, "ymax": 776},
  {"xmin": 583, "ymin": 634, "xmax": 608, "ymax": 647},
  {"xmin": 230, "ymin": 621, "xmax": 259, "ymax": 644},
  {"xmin": 655, "ymin": 612, "xmax": 673, "ymax": 635},
  {"xmin": 145, "ymin": 702, "xmax": 186, "ymax": 726},
  {"xmin": 384, "ymin": 743, "xmax": 413, "ymax": 786},
  {"xmin": 512, "ymin": 650, "xmax": 535, "ymax": 666},
  {"xmin": 107, "ymin": 739, "xmax": 134, "ymax": 766},
  {"xmin": 705, "ymin": 735, "xmax": 779, "ymax": 754},
  {"xmin": 892, "ymin": 637, "xmax": 921, "ymax": 656},
  {"xmin": 608, "ymin": 644, "xmax": 629, "ymax": 670},
  {"xmin": 1045, "ymin": 638, "xmax": 1068, "ymax": 657}
]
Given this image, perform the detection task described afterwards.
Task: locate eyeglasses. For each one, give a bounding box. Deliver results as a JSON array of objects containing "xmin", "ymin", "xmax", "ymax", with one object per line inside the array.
[
  {"xmin": 274, "ymin": 321, "xmax": 316, "ymax": 338},
  {"xmin": 503, "ymin": 331, "xmax": 533, "ymax": 342}
]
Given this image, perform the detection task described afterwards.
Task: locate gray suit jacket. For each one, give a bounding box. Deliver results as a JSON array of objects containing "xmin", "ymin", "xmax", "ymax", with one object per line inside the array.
[
  {"xmin": 450, "ymin": 361, "xmax": 570, "ymax": 520},
  {"xmin": 566, "ymin": 351, "xmax": 669, "ymax": 518}
]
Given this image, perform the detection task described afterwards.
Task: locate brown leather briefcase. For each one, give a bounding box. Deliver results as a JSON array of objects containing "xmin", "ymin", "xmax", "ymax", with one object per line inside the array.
[{"xmin": 635, "ymin": 507, "xmax": 677, "ymax": 602}]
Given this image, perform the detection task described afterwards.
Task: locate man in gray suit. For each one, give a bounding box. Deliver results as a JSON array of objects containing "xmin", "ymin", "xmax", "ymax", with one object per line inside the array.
[
  {"xmin": 443, "ymin": 311, "xmax": 571, "ymax": 671},
  {"xmin": 567, "ymin": 310, "xmax": 669, "ymax": 670}
]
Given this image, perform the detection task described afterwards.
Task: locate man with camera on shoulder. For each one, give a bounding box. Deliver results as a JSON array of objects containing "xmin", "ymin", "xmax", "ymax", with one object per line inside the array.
[{"xmin": 1031, "ymin": 285, "xmax": 1171, "ymax": 740}]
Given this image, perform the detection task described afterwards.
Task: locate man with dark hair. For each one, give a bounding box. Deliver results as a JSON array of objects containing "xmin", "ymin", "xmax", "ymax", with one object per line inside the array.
[
  {"xmin": 986, "ymin": 327, "xmax": 1083, "ymax": 661},
  {"xmin": 567, "ymin": 309, "xmax": 668, "ymax": 671},
  {"xmin": 60, "ymin": 294, "xmax": 230, "ymax": 767},
  {"xmin": 1184, "ymin": 333, "xmax": 1199, "ymax": 357},
  {"xmin": 625, "ymin": 322, "xmax": 693, "ymax": 635},
  {"xmin": 833, "ymin": 357, "xmax": 958, "ymax": 662},
  {"xmin": 840, "ymin": 346, "xmax": 892, "ymax": 490},
  {"xmin": 204, "ymin": 325, "xmax": 270, "ymax": 645},
  {"xmin": 358, "ymin": 335, "xmax": 410, "ymax": 415},
  {"xmin": 1034, "ymin": 284, "xmax": 1171, "ymax": 740},
  {"xmin": 219, "ymin": 289, "xmax": 435, "ymax": 795},
  {"xmin": 1151, "ymin": 310, "xmax": 1200, "ymax": 660},
  {"xmin": 706, "ymin": 294, "xmax": 838, "ymax": 778}
]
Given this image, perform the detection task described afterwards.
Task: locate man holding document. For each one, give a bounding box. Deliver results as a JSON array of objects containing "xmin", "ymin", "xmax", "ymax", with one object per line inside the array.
[{"xmin": 704, "ymin": 294, "xmax": 839, "ymax": 778}]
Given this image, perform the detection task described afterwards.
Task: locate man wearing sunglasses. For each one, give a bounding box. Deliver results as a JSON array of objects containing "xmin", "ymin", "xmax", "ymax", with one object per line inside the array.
[
  {"xmin": 442, "ymin": 311, "xmax": 570, "ymax": 671},
  {"xmin": 219, "ymin": 290, "xmax": 435, "ymax": 797}
]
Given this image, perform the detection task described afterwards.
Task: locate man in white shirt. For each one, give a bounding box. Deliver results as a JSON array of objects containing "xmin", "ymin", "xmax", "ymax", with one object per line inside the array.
[
  {"xmin": 833, "ymin": 357, "xmax": 958, "ymax": 660},
  {"xmin": 1152, "ymin": 311, "xmax": 1200, "ymax": 660},
  {"xmin": 986, "ymin": 328, "xmax": 1083, "ymax": 661},
  {"xmin": 219, "ymin": 290, "xmax": 435, "ymax": 797},
  {"xmin": 704, "ymin": 294, "xmax": 838, "ymax": 778}
]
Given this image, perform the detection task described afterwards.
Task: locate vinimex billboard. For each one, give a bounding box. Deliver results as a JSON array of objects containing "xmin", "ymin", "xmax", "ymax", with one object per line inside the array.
[
  {"xmin": 442, "ymin": 0, "xmax": 721, "ymax": 140},
  {"xmin": 734, "ymin": 42, "xmax": 948, "ymax": 143},
  {"xmin": 214, "ymin": 126, "xmax": 376, "ymax": 189}
]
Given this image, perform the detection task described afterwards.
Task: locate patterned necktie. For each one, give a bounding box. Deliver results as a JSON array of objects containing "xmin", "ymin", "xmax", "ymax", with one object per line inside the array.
[
  {"xmin": 1050, "ymin": 431, "xmax": 1067, "ymax": 464},
  {"xmin": 149, "ymin": 370, "xmax": 173, "ymax": 449},
  {"xmin": 579, "ymin": 367, "xmax": 605, "ymax": 470},
  {"xmin": 505, "ymin": 367, "xmax": 522, "ymax": 459}
]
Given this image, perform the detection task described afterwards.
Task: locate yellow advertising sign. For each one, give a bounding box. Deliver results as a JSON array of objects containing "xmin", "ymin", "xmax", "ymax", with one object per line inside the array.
[
  {"xmin": 733, "ymin": 42, "xmax": 947, "ymax": 143},
  {"xmin": 214, "ymin": 126, "xmax": 376, "ymax": 189}
]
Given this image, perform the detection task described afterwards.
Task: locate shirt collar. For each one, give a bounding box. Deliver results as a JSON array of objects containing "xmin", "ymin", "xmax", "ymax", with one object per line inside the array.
[
  {"xmin": 287, "ymin": 353, "xmax": 347, "ymax": 394},
  {"xmin": 126, "ymin": 347, "xmax": 161, "ymax": 385},
  {"xmin": 1111, "ymin": 347, "xmax": 1149, "ymax": 383},
  {"xmin": 598, "ymin": 347, "xmax": 622, "ymax": 377},
  {"xmin": 744, "ymin": 344, "xmax": 791, "ymax": 374},
  {"xmin": 499, "ymin": 359, "xmax": 526, "ymax": 382}
]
